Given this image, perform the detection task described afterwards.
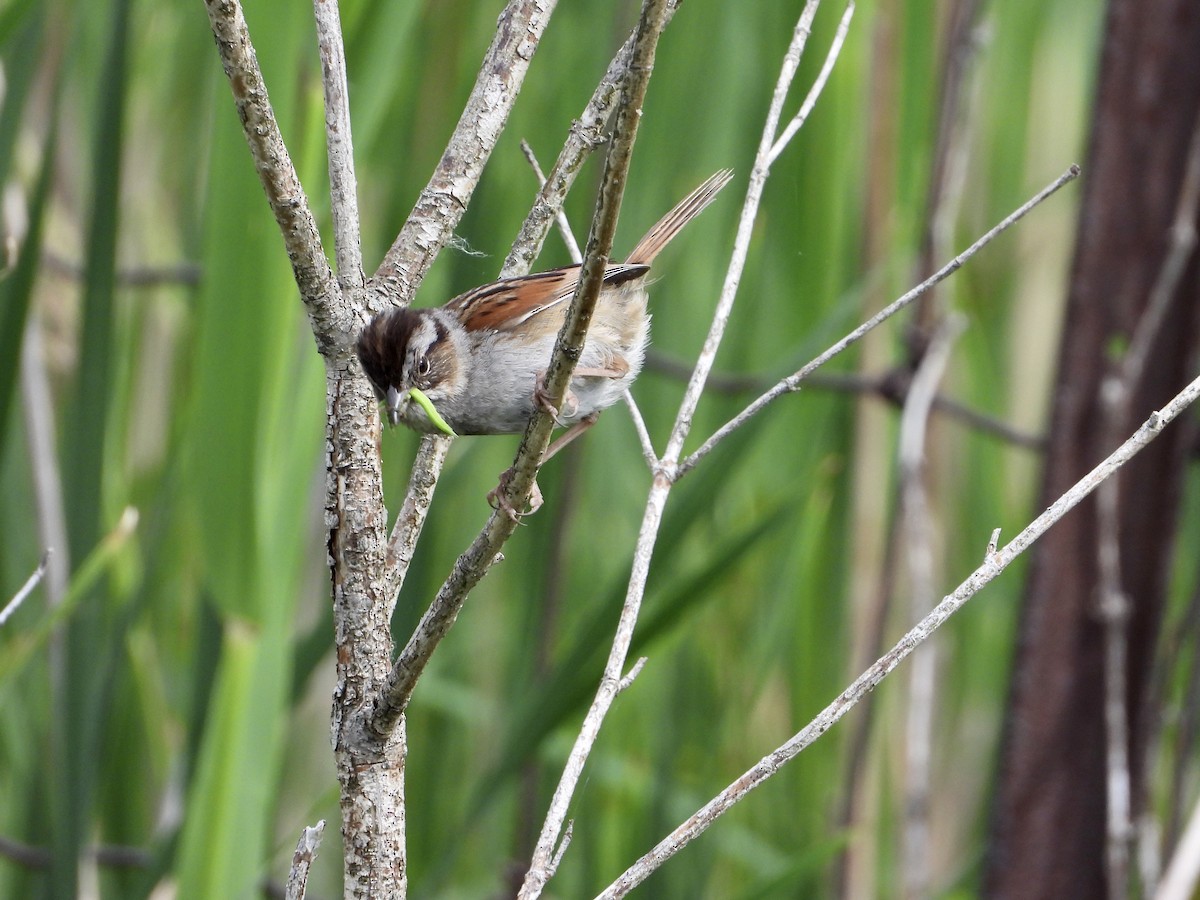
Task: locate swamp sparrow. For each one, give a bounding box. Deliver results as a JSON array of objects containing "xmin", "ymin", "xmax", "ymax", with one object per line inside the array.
[{"xmin": 356, "ymin": 169, "xmax": 732, "ymax": 510}]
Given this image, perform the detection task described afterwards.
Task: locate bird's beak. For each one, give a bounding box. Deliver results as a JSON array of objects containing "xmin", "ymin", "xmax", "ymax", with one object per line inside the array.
[{"xmin": 385, "ymin": 385, "xmax": 403, "ymax": 427}]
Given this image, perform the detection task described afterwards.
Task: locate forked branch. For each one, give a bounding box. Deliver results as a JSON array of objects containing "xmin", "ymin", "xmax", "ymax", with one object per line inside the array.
[
  {"xmin": 519, "ymin": 4, "xmax": 854, "ymax": 896},
  {"xmin": 597, "ymin": 371, "xmax": 1200, "ymax": 898},
  {"xmin": 202, "ymin": 0, "xmax": 349, "ymax": 354}
]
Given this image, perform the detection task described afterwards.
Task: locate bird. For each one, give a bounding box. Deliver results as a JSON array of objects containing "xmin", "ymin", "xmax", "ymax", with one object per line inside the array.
[{"xmin": 356, "ymin": 169, "xmax": 733, "ymax": 514}]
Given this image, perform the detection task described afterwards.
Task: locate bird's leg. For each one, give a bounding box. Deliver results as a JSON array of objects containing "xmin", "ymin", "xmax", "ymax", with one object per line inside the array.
[
  {"xmin": 533, "ymin": 359, "xmax": 629, "ymax": 424},
  {"xmin": 533, "ymin": 371, "xmax": 578, "ymax": 424},
  {"xmin": 544, "ymin": 412, "xmax": 600, "ymax": 461}
]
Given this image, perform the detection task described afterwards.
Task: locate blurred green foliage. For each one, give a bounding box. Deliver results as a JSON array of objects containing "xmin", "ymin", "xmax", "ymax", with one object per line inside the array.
[{"xmin": 0, "ymin": 0, "xmax": 1105, "ymax": 897}]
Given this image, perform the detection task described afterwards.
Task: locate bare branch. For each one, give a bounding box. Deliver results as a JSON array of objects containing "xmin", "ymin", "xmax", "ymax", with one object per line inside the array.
[
  {"xmin": 201, "ymin": 0, "xmax": 349, "ymax": 355},
  {"xmin": 926, "ymin": 390, "xmax": 1045, "ymax": 450},
  {"xmin": 41, "ymin": 252, "xmax": 201, "ymax": 287},
  {"xmin": 676, "ymin": 164, "xmax": 1081, "ymax": 478},
  {"xmin": 597, "ymin": 371, "xmax": 1200, "ymax": 899},
  {"xmin": 539, "ymin": 821, "xmax": 573, "ymax": 889},
  {"xmin": 644, "ymin": 356, "xmax": 1047, "ymax": 450},
  {"xmin": 284, "ymin": 820, "xmax": 325, "ymax": 900},
  {"xmin": 764, "ymin": 1, "xmax": 855, "ymax": 168},
  {"xmin": 986, "ymin": 528, "xmax": 1001, "ymax": 560},
  {"xmin": 1123, "ymin": 111, "xmax": 1200, "ymax": 384},
  {"xmin": 1097, "ymin": 447, "xmax": 1133, "ymax": 899},
  {"xmin": 825, "ymin": 369, "xmax": 1046, "ymax": 450},
  {"xmin": 909, "ymin": 0, "xmax": 987, "ymax": 347},
  {"xmin": 836, "ymin": 7, "xmax": 983, "ymax": 875},
  {"xmin": 0, "ymin": 834, "xmax": 152, "ymax": 870},
  {"xmin": 661, "ymin": 0, "xmax": 833, "ymax": 470},
  {"xmin": 0, "ymin": 551, "xmax": 49, "ymax": 628},
  {"xmin": 519, "ymin": 139, "xmax": 583, "ymax": 263},
  {"xmin": 514, "ymin": 5, "xmax": 675, "ymax": 892},
  {"xmin": 312, "ymin": 7, "xmax": 402, "ymax": 876},
  {"xmin": 622, "ymin": 389, "xmax": 659, "ymax": 468},
  {"xmin": 313, "ymin": 0, "xmax": 363, "ymax": 293},
  {"xmin": 618, "ymin": 657, "xmax": 649, "ymax": 693},
  {"xmin": 381, "ymin": 436, "xmax": 452, "ymax": 613}
]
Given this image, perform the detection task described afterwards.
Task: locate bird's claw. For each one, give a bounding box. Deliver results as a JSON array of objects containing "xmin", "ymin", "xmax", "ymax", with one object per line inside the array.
[
  {"xmin": 487, "ymin": 467, "xmax": 544, "ymax": 522},
  {"xmin": 534, "ymin": 372, "xmax": 579, "ymax": 425}
]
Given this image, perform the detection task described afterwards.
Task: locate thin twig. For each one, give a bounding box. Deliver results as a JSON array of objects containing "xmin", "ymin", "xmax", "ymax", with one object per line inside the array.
[
  {"xmin": 41, "ymin": 252, "xmax": 202, "ymax": 287},
  {"xmin": 0, "ymin": 551, "xmax": 49, "ymax": 627},
  {"xmin": 618, "ymin": 657, "xmax": 649, "ymax": 693},
  {"xmin": 821, "ymin": 369, "xmax": 1046, "ymax": 451},
  {"xmin": 382, "ymin": 435, "xmax": 452, "ymax": 613},
  {"xmin": 1097, "ymin": 461, "xmax": 1133, "ymax": 900},
  {"xmin": 313, "ymin": 0, "xmax": 363, "ymax": 293},
  {"xmin": 909, "ymin": 0, "xmax": 986, "ymax": 348},
  {"xmin": 642, "ymin": 350, "xmax": 765, "ymax": 393},
  {"xmin": 676, "ymin": 164, "xmax": 1081, "ymax": 479},
  {"xmin": 644, "ymin": 356, "xmax": 1046, "ymax": 450},
  {"xmin": 1123, "ymin": 112, "xmax": 1200, "ymax": 384},
  {"xmin": 832, "ymin": 509, "xmax": 904, "ymax": 899},
  {"xmin": 765, "ymin": 0, "xmax": 856, "ymax": 168},
  {"xmin": 520, "ymin": 139, "xmax": 583, "ymax": 263},
  {"xmin": 623, "ymin": 389, "xmax": 659, "ymax": 468},
  {"xmin": 895, "ymin": 9, "xmax": 985, "ymax": 883},
  {"xmin": 927, "ymin": 391, "xmax": 1045, "ymax": 450},
  {"xmin": 1097, "ymin": 369, "xmax": 1134, "ymax": 899},
  {"xmin": 663, "ymin": 0, "xmax": 832, "ymax": 472},
  {"xmin": 542, "ymin": 821, "xmax": 573, "ymax": 889},
  {"xmin": 0, "ymin": 834, "xmax": 152, "ymax": 869},
  {"xmin": 596, "ymin": 371, "xmax": 1200, "ymax": 899},
  {"xmin": 284, "ymin": 820, "xmax": 325, "ymax": 900},
  {"xmin": 986, "ymin": 528, "xmax": 1001, "ymax": 559}
]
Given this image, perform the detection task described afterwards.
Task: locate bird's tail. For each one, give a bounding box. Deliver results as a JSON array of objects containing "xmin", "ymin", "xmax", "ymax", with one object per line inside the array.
[{"xmin": 625, "ymin": 168, "xmax": 734, "ymax": 265}]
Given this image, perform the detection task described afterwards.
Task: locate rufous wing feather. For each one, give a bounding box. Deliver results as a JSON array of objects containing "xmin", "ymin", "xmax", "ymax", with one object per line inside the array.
[
  {"xmin": 448, "ymin": 263, "xmax": 652, "ymax": 332},
  {"xmin": 447, "ymin": 268, "xmax": 581, "ymax": 332}
]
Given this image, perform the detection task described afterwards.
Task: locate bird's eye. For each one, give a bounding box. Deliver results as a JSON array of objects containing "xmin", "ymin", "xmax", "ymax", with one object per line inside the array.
[{"xmin": 416, "ymin": 358, "xmax": 432, "ymax": 379}]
